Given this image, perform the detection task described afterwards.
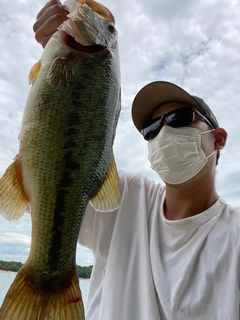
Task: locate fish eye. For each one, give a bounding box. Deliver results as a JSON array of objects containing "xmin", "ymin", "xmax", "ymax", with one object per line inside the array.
[{"xmin": 107, "ymin": 24, "xmax": 116, "ymax": 33}]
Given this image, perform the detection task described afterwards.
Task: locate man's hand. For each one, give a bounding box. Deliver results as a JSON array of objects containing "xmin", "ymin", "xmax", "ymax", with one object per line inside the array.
[{"xmin": 33, "ymin": 0, "xmax": 69, "ymax": 48}]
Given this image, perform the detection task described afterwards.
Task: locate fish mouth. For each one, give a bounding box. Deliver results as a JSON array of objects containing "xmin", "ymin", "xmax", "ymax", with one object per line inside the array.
[{"xmin": 65, "ymin": 33, "xmax": 105, "ymax": 53}]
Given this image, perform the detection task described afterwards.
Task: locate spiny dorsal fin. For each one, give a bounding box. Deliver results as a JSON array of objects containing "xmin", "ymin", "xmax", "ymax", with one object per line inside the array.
[
  {"xmin": 89, "ymin": 154, "xmax": 120, "ymax": 212},
  {"xmin": 28, "ymin": 60, "xmax": 41, "ymax": 85},
  {"xmin": 0, "ymin": 155, "xmax": 29, "ymax": 221}
]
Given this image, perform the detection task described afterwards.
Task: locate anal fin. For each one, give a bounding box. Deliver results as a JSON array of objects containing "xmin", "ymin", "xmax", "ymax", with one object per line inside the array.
[
  {"xmin": 0, "ymin": 154, "xmax": 29, "ymax": 221},
  {"xmin": 89, "ymin": 154, "xmax": 120, "ymax": 212}
]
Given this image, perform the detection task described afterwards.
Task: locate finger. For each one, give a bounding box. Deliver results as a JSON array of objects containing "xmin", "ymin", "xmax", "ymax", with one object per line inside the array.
[
  {"xmin": 36, "ymin": 0, "xmax": 62, "ymax": 20},
  {"xmin": 34, "ymin": 13, "xmax": 68, "ymax": 47},
  {"xmin": 33, "ymin": 4, "xmax": 68, "ymax": 34}
]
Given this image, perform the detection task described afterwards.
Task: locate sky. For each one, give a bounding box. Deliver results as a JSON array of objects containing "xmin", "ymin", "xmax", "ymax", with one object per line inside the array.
[{"xmin": 0, "ymin": 0, "xmax": 240, "ymax": 267}]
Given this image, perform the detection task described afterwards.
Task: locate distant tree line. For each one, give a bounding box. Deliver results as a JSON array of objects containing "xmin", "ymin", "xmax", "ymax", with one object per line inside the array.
[
  {"xmin": 77, "ymin": 265, "xmax": 93, "ymax": 279},
  {"xmin": 0, "ymin": 260, "xmax": 23, "ymax": 272},
  {"xmin": 0, "ymin": 260, "xmax": 93, "ymax": 279}
]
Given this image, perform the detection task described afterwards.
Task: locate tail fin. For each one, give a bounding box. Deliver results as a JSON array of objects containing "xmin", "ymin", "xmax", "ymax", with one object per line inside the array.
[{"xmin": 0, "ymin": 264, "xmax": 85, "ymax": 320}]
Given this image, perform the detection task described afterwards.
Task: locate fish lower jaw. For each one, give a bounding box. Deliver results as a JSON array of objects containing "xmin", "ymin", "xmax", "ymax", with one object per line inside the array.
[{"xmin": 61, "ymin": 31, "xmax": 105, "ymax": 54}]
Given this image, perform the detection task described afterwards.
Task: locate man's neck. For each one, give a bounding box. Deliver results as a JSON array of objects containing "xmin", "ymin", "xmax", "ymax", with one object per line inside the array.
[{"xmin": 164, "ymin": 174, "xmax": 218, "ymax": 220}]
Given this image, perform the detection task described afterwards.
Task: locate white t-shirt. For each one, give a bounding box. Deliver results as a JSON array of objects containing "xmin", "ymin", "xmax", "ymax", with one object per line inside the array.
[{"xmin": 78, "ymin": 170, "xmax": 240, "ymax": 320}]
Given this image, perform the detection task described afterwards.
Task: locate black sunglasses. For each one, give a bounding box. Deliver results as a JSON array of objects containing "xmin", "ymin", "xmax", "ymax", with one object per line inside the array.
[{"xmin": 141, "ymin": 106, "xmax": 215, "ymax": 141}]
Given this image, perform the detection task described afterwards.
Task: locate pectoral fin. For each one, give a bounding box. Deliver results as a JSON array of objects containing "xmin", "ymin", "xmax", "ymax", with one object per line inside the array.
[
  {"xmin": 89, "ymin": 155, "xmax": 120, "ymax": 212},
  {"xmin": 28, "ymin": 60, "xmax": 41, "ymax": 85},
  {"xmin": 48, "ymin": 56, "xmax": 75, "ymax": 87},
  {"xmin": 0, "ymin": 155, "xmax": 29, "ymax": 221}
]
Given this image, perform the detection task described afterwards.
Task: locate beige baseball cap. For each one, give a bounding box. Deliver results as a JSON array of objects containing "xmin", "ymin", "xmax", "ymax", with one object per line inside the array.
[{"xmin": 132, "ymin": 81, "xmax": 219, "ymax": 132}]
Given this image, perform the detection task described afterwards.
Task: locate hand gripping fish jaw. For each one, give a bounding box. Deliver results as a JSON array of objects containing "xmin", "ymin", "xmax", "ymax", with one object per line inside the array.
[{"xmin": 59, "ymin": 0, "xmax": 116, "ymax": 50}]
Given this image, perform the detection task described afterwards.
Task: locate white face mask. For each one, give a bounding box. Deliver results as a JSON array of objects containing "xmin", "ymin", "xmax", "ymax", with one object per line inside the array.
[{"xmin": 148, "ymin": 126, "xmax": 215, "ymax": 184}]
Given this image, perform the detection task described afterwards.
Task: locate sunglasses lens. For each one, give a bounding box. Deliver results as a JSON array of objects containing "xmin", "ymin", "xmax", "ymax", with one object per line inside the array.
[
  {"xmin": 142, "ymin": 117, "xmax": 164, "ymax": 141},
  {"xmin": 166, "ymin": 107, "xmax": 194, "ymax": 128},
  {"xmin": 141, "ymin": 107, "xmax": 195, "ymax": 141}
]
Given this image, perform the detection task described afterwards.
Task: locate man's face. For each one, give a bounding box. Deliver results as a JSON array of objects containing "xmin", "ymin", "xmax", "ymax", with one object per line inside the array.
[{"xmin": 151, "ymin": 102, "xmax": 215, "ymax": 161}]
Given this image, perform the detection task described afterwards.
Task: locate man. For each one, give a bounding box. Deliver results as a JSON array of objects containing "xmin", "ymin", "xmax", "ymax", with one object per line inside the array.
[{"xmin": 33, "ymin": 1, "xmax": 240, "ymax": 319}]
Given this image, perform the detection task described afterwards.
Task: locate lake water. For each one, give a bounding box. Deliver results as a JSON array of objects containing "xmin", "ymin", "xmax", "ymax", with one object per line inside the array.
[{"xmin": 0, "ymin": 272, "xmax": 90, "ymax": 308}]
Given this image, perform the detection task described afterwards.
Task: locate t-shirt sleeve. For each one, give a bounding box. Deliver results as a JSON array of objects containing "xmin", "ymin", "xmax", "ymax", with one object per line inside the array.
[{"xmin": 78, "ymin": 170, "xmax": 163, "ymax": 252}]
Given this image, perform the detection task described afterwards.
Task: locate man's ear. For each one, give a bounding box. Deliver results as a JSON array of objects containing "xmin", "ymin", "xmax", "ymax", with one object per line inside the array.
[{"xmin": 213, "ymin": 128, "xmax": 227, "ymax": 150}]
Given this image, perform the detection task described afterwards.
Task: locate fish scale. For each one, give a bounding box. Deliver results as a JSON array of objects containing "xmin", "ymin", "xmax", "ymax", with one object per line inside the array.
[
  {"xmin": 0, "ymin": 0, "xmax": 120, "ymax": 318},
  {"xmin": 21, "ymin": 53, "xmax": 117, "ymax": 274}
]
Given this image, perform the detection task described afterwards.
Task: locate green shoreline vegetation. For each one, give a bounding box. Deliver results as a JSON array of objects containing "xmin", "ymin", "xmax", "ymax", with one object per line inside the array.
[{"xmin": 0, "ymin": 260, "xmax": 93, "ymax": 279}]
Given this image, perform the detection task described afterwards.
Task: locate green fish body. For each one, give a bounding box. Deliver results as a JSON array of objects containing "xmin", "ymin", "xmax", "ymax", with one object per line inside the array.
[{"xmin": 0, "ymin": 0, "xmax": 120, "ymax": 319}]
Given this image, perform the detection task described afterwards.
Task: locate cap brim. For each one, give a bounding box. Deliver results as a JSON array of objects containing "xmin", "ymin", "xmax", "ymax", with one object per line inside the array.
[{"xmin": 132, "ymin": 81, "xmax": 207, "ymax": 132}]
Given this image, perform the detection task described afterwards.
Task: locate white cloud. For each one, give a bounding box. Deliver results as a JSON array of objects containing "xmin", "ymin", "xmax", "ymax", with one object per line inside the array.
[{"xmin": 0, "ymin": 232, "xmax": 31, "ymax": 245}]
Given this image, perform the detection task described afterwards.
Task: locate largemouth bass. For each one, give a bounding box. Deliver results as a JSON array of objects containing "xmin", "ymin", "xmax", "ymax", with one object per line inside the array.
[{"xmin": 0, "ymin": 0, "xmax": 120, "ymax": 318}]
